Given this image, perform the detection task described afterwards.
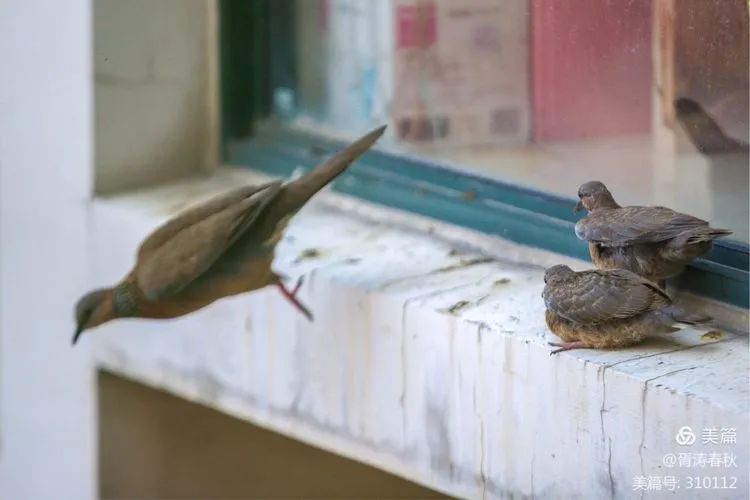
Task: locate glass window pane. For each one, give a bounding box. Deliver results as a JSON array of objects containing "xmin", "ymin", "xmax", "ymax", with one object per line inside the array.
[{"xmin": 274, "ymin": 0, "xmax": 748, "ymax": 242}]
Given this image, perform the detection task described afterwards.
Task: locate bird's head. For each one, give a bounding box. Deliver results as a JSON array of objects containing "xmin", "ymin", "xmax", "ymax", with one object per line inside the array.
[
  {"xmin": 575, "ymin": 181, "xmax": 617, "ymax": 212},
  {"xmin": 673, "ymin": 97, "xmax": 702, "ymax": 119},
  {"xmin": 73, "ymin": 288, "xmax": 116, "ymax": 345},
  {"xmin": 543, "ymin": 264, "xmax": 575, "ymax": 286}
]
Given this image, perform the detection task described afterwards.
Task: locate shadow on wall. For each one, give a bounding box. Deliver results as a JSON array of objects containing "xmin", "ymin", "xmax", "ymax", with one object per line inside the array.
[{"xmin": 98, "ymin": 371, "xmax": 446, "ymax": 499}]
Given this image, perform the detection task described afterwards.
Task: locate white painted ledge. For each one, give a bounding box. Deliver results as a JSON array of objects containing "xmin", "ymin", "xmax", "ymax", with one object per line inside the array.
[{"xmin": 88, "ymin": 168, "xmax": 748, "ymax": 499}]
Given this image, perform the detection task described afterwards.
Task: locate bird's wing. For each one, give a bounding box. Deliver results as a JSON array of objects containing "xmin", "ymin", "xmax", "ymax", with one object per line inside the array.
[
  {"xmin": 543, "ymin": 269, "xmax": 667, "ymax": 325},
  {"xmin": 137, "ymin": 182, "xmax": 280, "ymax": 262},
  {"xmin": 575, "ymin": 206, "xmax": 709, "ymax": 246},
  {"xmin": 135, "ymin": 181, "xmax": 282, "ymax": 301}
]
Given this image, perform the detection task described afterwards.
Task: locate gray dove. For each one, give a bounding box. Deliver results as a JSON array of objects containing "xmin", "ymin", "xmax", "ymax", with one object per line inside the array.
[
  {"xmin": 543, "ymin": 265, "xmax": 711, "ymax": 354},
  {"xmin": 574, "ymin": 181, "xmax": 733, "ymax": 287}
]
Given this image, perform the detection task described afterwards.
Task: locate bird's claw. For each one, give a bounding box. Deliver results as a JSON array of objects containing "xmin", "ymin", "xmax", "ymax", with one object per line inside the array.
[
  {"xmin": 548, "ymin": 341, "xmax": 589, "ymax": 355},
  {"xmin": 548, "ymin": 342, "xmax": 565, "ymax": 356},
  {"xmin": 277, "ymin": 276, "xmax": 314, "ymax": 322},
  {"xmin": 292, "ymin": 275, "xmax": 304, "ymax": 296}
]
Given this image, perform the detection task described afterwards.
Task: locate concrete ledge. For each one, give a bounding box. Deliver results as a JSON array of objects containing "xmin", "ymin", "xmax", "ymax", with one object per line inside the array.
[{"xmin": 89, "ymin": 168, "xmax": 748, "ymax": 499}]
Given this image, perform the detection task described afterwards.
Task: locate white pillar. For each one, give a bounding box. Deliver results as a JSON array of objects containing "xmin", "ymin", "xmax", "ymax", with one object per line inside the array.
[{"xmin": 0, "ymin": 1, "xmax": 97, "ymax": 499}]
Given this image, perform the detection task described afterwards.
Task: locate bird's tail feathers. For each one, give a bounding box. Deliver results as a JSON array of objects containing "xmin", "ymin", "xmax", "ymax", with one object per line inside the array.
[
  {"xmin": 683, "ymin": 227, "xmax": 733, "ymax": 245},
  {"xmin": 662, "ymin": 227, "xmax": 733, "ymax": 262},
  {"xmin": 281, "ymin": 125, "xmax": 387, "ymax": 211},
  {"xmin": 662, "ymin": 305, "xmax": 713, "ymax": 326}
]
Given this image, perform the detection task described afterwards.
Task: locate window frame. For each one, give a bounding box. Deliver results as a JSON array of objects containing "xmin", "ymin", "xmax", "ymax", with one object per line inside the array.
[{"xmin": 219, "ymin": 0, "xmax": 749, "ymax": 309}]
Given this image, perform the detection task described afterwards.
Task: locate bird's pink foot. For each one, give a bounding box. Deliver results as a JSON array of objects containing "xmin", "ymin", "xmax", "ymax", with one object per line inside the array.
[
  {"xmin": 277, "ymin": 277, "xmax": 313, "ymax": 321},
  {"xmin": 548, "ymin": 341, "xmax": 591, "ymax": 355},
  {"xmin": 290, "ymin": 275, "xmax": 304, "ymax": 295}
]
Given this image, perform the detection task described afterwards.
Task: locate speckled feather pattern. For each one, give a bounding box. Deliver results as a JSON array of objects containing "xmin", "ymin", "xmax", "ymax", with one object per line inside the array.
[
  {"xmin": 542, "ymin": 266, "xmax": 683, "ymax": 349},
  {"xmin": 545, "ymin": 309, "xmax": 676, "ymax": 349}
]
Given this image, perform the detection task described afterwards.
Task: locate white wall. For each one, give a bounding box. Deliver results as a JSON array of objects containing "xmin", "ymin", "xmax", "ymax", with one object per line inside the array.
[
  {"xmin": 0, "ymin": 1, "xmax": 219, "ymax": 496},
  {"xmin": 0, "ymin": 1, "xmax": 96, "ymax": 499},
  {"xmin": 94, "ymin": 0, "xmax": 218, "ymax": 194}
]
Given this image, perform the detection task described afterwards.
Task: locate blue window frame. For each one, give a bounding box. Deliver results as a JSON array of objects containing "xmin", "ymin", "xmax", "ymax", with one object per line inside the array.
[{"xmin": 220, "ymin": 0, "xmax": 749, "ymax": 308}]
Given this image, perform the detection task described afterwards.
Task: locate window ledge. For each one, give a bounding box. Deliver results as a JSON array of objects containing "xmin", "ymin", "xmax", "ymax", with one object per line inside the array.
[{"xmin": 89, "ymin": 168, "xmax": 748, "ymax": 499}]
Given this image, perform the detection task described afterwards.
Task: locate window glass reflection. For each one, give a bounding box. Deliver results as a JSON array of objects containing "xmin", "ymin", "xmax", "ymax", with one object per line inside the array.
[{"xmin": 286, "ymin": 0, "xmax": 748, "ymax": 241}]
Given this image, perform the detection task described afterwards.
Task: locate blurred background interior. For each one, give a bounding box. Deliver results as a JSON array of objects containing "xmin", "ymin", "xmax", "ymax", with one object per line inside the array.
[
  {"xmin": 96, "ymin": 0, "xmax": 749, "ymax": 240},
  {"xmin": 226, "ymin": 0, "xmax": 748, "ymax": 240}
]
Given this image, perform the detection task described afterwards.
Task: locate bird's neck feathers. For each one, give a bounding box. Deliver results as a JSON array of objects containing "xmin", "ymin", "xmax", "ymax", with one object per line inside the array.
[
  {"xmin": 113, "ymin": 282, "xmax": 140, "ymax": 317},
  {"xmin": 590, "ymin": 193, "xmax": 620, "ymax": 211}
]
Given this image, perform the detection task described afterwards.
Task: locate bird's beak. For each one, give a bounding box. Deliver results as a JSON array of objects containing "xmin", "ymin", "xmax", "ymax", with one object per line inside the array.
[
  {"xmin": 72, "ymin": 327, "xmax": 83, "ymax": 346},
  {"xmin": 574, "ymin": 200, "xmax": 584, "ymax": 213}
]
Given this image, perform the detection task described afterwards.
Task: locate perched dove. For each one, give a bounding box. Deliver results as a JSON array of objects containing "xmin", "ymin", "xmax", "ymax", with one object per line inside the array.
[
  {"xmin": 574, "ymin": 181, "xmax": 733, "ymax": 287},
  {"xmin": 543, "ymin": 265, "xmax": 711, "ymax": 354},
  {"xmin": 73, "ymin": 125, "xmax": 387, "ymax": 344}
]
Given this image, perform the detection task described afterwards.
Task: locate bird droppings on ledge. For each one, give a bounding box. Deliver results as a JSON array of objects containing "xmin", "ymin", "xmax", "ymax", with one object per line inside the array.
[
  {"xmin": 435, "ymin": 257, "xmax": 493, "ymax": 274},
  {"xmin": 294, "ymin": 247, "xmax": 322, "ymax": 264},
  {"xmin": 465, "ymin": 318, "xmax": 490, "ymax": 330},
  {"xmin": 442, "ymin": 300, "xmax": 472, "ymax": 315},
  {"xmin": 700, "ymin": 330, "xmax": 724, "ymax": 341}
]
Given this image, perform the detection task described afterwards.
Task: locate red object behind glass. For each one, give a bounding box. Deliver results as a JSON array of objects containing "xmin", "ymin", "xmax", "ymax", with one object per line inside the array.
[{"xmin": 531, "ymin": 0, "xmax": 653, "ymax": 142}]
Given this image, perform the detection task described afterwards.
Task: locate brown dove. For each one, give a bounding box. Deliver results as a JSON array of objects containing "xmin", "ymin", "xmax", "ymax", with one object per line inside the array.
[
  {"xmin": 73, "ymin": 125, "xmax": 386, "ymax": 344},
  {"xmin": 574, "ymin": 181, "xmax": 733, "ymax": 287},
  {"xmin": 543, "ymin": 265, "xmax": 711, "ymax": 354},
  {"xmin": 673, "ymin": 97, "xmax": 749, "ymax": 155}
]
